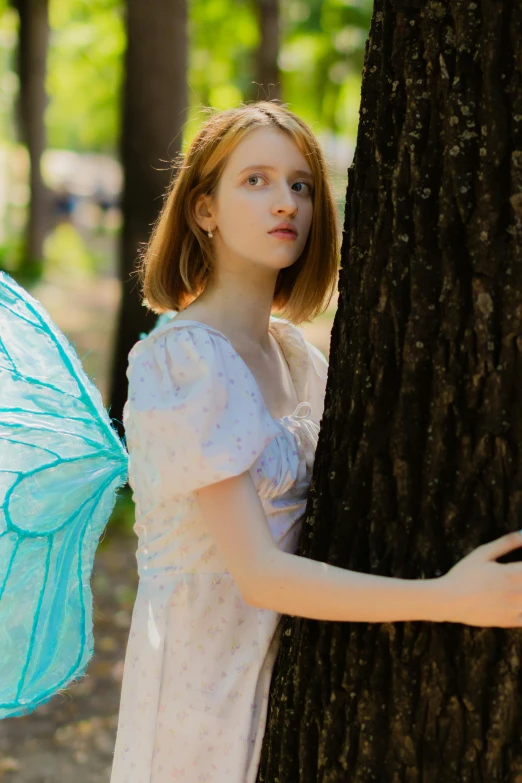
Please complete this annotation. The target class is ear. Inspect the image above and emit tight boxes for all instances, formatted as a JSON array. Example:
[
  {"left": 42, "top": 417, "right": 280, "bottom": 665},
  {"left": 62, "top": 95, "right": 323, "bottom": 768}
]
[{"left": 193, "top": 192, "right": 216, "bottom": 233}]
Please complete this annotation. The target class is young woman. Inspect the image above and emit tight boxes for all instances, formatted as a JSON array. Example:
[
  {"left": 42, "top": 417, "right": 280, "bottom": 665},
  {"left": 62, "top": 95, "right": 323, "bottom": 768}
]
[{"left": 110, "top": 101, "right": 522, "bottom": 782}]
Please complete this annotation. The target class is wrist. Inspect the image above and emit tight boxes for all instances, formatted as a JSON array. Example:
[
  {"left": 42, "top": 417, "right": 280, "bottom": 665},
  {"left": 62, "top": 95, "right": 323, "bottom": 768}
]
[{"left": 421, "top": 575, "right": 451, "bottom": 623}]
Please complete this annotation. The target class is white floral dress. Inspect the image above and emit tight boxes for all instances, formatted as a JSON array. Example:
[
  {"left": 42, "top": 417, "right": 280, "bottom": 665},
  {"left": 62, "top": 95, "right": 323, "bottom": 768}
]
[{"left": 110, "top": 314, "right": 328, "bottom": 783}]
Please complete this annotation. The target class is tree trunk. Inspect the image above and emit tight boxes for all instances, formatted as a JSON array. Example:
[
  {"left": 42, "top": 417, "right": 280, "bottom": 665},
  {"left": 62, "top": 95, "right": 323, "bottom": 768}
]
[
  {"left": 257, "top": 1, "right": 522, "bottom": 780},
  {"left": 248, "top": 0, "right": 281, "bottom": 102},
  {"left": 109, "top": 0, "right": 188, "bottom": 438},
  {"left": 14, "top": 0, "right": 50, "bottom": 277}
]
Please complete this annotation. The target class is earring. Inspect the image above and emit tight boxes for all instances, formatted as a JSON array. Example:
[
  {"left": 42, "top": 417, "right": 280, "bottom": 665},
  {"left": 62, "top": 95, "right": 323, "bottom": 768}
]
[{"left": 207, "top": 225, "right": 213, "bottom": 239}]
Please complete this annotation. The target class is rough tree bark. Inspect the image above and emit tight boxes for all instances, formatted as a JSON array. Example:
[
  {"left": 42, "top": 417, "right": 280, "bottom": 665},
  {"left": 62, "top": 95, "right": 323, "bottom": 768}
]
[
  {"left": 257, "top": 1, "right": 522, "bottom": 780},
  {"left": 109, "top": 0, "right": 188, "bottom": 437}
]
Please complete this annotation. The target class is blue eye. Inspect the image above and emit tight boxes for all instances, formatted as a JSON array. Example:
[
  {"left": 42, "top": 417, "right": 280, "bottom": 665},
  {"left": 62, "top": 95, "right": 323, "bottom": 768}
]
[
  {"left": 293, "top": 181, "right": 312, "bottom": 194},
  {"left": 245, "top": 175, "right": 313, "bottom": 193}
]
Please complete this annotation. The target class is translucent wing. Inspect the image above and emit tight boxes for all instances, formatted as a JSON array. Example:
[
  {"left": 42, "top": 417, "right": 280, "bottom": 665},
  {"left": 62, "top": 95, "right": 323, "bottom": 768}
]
[
  {"left": 138, "top": 309, "right": 176, "bottom": 340},
  {"left": 0, "top": 272, "right": 129, "bottom": 719}
]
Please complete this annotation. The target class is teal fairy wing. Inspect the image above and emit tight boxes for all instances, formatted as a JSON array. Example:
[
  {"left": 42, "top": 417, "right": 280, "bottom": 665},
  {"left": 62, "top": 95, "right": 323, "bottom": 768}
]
[
  {"left": 138, "top": 309, "right": 176, "bottom": 340},
  {"left": 0, "top": 272, "right": 129, "bottom": 719}
]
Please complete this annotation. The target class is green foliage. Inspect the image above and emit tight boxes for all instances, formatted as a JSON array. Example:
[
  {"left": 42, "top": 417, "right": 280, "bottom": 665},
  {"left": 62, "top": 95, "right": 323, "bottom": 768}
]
[
  {"left": 186, "top": 0, "right": 373, "bottom": 145},
  {"left": 0, "top": 233, "right": 24, "bottom": 273},
  {"left": 46, "top": 0, "right": 125, "bottom": 152},
  {"left": 188, "top": 0, "right": 258, "bottom": 110},
  {"left": 0, "top": 0, "right": 374, "bottom": 152},
  {"left": 0, "top": 6, "right": 18, "bottom": 141},
  {"left": 278, "top": 0, "right": 372, "bottom": 133},
  {"left": 104, "top": 483, "right": 136, "bottom": 540}
]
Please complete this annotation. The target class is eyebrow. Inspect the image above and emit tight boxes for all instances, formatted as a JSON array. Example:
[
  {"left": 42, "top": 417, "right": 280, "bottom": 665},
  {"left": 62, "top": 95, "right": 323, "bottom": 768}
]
[{"left": 238, "top": 164, "right": 314, "bottom": 180}]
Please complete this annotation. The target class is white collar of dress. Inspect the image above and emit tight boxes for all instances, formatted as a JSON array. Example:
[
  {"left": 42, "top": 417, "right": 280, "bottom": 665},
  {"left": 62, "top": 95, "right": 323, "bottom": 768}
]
[{"left": 142, "top": 311, "right": 312, "bottom": 406}]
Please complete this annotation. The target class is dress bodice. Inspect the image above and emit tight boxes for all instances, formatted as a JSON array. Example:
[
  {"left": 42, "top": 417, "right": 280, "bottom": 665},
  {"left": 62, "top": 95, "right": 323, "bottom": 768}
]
[{"left": 122, "top": 314, "right": 328, "bottom": 578}]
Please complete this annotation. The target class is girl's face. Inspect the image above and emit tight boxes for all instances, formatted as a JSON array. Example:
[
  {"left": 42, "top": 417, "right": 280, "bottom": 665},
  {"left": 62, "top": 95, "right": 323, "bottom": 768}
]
[{"left": 207, "top": 127, "right": 314, "bottom": 275}]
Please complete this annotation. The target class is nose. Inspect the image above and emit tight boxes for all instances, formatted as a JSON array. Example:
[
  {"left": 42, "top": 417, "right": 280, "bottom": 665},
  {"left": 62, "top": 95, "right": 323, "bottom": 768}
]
[{"left": 273, "top": 183, "right": 298, "bottom": 214}]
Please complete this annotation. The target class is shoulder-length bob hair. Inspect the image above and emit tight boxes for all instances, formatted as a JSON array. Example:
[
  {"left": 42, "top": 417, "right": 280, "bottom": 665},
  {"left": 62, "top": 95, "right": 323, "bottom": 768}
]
[{"left": 136, "top": 101, "right": 340, "bottom": 325}]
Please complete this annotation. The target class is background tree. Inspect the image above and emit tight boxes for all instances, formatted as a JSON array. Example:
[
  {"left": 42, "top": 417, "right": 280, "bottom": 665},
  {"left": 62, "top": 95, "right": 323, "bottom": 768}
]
[
  {"left": 247, "top": 0, "right": 281, "bottom": 102},
  {"left": 257, "top": 0, "right": 522, "bottom": 780},
  {"left": 11, "top": 0, "right": 50, "bottom": 278},
  {"left": 108, "top": 0, "right": 188, "bottom": 437},
  {"left": 0, "top": 0, "right": 375, "bottom": 280}
]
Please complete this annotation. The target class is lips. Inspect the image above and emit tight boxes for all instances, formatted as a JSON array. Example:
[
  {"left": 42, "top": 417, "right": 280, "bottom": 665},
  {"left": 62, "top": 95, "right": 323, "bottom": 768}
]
[
  {"left": 268, "top": 225, "right": 298, "bottom": 236},
  {"left": 269, "top": 229, "right": 298, "bottom": 241}
]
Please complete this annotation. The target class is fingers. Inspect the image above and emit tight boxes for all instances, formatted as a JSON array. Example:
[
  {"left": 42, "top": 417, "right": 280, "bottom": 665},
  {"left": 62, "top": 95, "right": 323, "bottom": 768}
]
[{"left": 480, "top": 531, "right": 522, "bottom": 561}]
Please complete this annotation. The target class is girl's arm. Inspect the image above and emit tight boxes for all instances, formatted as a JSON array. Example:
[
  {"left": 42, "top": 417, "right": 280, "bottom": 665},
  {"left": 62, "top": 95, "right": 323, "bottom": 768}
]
[{"left": 195, "top": 472, "right": 522, "bottom": 628}]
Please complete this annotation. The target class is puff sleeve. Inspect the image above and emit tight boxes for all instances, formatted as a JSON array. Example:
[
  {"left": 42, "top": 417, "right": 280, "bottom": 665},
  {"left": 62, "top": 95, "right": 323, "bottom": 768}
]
[{"left": 123, "top": 324, "right": 283, "bottom": 496}]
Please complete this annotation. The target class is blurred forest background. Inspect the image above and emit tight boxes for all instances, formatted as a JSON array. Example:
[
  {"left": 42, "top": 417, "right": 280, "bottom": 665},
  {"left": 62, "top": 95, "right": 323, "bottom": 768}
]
[
  {"left": 0, "top": 1, "right": 372, "bottom": 778},
  {"left": 0, "top": 0, "right": 372, "bottom": 531}
]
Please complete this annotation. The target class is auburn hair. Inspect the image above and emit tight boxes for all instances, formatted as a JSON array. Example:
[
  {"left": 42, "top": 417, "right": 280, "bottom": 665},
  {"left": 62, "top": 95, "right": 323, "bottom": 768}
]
[{"left": 135, "top": 100, "right": 340, "bottom": 325}]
